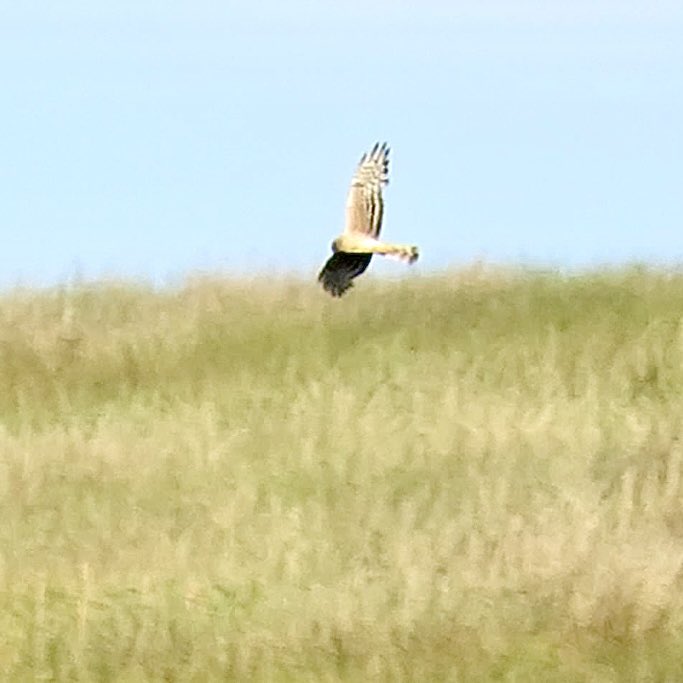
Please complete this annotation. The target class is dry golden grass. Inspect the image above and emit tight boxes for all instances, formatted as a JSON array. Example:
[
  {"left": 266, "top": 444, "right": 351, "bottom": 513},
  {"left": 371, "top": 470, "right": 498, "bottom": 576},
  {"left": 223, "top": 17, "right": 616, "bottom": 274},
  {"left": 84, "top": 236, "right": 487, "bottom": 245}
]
[{"left": 2, "top": 265, "right": 683, "bottom": 680}]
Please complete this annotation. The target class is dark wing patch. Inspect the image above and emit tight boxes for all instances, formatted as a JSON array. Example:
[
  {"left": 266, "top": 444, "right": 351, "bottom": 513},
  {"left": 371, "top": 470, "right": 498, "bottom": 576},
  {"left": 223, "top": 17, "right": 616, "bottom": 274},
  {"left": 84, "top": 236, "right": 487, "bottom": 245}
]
[{"left": 318, "top": 252, "right": 372, "bottom": 297}]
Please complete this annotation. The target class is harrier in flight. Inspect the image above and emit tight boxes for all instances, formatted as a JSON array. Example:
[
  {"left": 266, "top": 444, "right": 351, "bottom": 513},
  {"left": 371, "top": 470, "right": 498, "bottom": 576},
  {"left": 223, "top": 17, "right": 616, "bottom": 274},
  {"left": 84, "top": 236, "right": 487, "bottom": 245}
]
[{"left": 318, "top": 142, "right": 419, "bottom": 297}]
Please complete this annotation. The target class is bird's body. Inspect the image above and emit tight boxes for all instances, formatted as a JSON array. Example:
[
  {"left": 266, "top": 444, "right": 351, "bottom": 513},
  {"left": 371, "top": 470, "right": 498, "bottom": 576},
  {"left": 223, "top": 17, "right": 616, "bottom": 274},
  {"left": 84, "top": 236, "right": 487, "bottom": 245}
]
[{"left": 318, "top": 143, "right": 419, "bottom": 297}]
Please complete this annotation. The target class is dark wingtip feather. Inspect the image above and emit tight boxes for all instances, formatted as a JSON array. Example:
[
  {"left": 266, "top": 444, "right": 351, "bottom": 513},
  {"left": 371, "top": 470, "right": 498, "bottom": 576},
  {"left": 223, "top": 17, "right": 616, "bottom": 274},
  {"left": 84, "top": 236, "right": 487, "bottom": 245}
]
[
  {"left": 318, "top": 263, "right": 354, "bottom": 297},
  {"left": 318, "top": 252, "right": 373, "bottom": 298}
]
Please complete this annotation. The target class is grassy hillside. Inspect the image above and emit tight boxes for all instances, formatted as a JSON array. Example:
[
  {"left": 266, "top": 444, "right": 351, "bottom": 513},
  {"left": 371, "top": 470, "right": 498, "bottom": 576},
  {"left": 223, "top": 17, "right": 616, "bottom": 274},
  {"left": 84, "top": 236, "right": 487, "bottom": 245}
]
[{"left": 2, "top": 265, "right": 683, "bottom": 680}]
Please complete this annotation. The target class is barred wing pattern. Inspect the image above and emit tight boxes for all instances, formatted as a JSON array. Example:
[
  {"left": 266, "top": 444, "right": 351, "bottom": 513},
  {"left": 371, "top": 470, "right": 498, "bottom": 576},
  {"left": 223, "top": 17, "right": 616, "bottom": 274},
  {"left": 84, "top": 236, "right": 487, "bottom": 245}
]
[
  {"left": 319, "top": 142, "right": 417, "bottom": 297},
  {"left": 344, "top": 142, "right": 389, "bottom": 238}
]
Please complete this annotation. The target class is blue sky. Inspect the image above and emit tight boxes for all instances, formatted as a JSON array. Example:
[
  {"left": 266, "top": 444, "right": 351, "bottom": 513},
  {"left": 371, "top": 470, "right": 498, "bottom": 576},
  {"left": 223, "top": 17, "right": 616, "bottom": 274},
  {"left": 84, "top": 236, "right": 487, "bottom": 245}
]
[{"left": 2, "top": 1, "right": 682, "bottom": 287}]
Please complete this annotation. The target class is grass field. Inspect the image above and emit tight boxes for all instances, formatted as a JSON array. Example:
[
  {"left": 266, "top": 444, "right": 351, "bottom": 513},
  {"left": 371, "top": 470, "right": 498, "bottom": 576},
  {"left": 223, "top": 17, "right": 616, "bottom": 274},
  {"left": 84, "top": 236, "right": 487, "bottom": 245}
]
[{"left": 2, "top": 265, "right": 683, "bottom": 680}]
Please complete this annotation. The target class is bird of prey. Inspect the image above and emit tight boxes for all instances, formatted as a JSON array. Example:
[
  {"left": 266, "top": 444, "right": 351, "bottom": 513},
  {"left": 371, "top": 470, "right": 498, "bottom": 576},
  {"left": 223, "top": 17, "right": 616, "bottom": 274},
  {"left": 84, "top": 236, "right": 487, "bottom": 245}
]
[{"left": 318, "top": 142, "right": 419, "bottom": 297}]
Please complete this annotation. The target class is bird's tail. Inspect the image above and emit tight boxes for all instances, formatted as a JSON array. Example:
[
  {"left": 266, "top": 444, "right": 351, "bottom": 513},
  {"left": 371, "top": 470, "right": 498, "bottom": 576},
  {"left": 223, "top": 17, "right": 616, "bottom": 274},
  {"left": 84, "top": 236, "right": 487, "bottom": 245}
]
[{"left": 369, "top": 242, "right": 419, "bottom": 264}]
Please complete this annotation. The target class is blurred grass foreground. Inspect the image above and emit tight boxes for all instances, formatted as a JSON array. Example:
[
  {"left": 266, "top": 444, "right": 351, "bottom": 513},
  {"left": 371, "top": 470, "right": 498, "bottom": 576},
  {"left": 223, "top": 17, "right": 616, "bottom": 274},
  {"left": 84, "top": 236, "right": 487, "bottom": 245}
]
[{"left": 2, "top": 265, "right": 683, "bottom": 680}]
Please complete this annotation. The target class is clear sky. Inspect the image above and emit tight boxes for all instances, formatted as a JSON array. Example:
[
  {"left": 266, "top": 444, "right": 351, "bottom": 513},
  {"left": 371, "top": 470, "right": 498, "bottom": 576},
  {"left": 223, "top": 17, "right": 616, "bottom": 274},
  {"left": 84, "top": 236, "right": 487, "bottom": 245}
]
[{"left": 2, "top": 1, "right": 682, "bottom": 287}]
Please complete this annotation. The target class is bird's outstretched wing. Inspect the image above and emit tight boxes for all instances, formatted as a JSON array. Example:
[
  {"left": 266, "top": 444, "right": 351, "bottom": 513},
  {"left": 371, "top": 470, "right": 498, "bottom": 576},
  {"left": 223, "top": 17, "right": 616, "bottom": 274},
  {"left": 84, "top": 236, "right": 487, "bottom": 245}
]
[
  {"left": 318, "top": 252, "right": 373, "bottom": 297},
  {"left": 344, "top": 142, "right": 389, "bottom": 239}
]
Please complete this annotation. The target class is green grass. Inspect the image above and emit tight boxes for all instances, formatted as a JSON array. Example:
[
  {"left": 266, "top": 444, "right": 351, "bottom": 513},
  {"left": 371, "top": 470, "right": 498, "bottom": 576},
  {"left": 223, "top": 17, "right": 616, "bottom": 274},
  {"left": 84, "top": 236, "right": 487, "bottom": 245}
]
[{"left": 2, "top": 265, "right": 683, "bottom": 680}]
